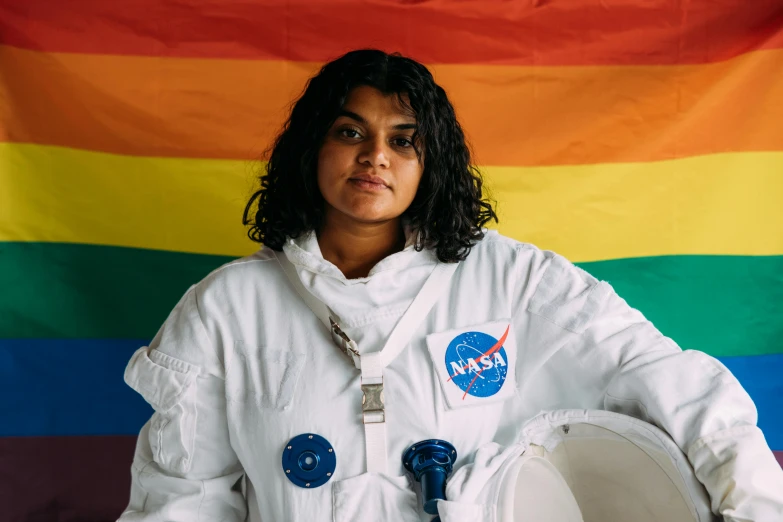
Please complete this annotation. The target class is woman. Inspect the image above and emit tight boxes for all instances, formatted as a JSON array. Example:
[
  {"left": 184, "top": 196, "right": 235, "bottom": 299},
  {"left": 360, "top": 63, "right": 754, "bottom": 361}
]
[{"left": 119, "top": 50, "right": 782, "bottom": 521}]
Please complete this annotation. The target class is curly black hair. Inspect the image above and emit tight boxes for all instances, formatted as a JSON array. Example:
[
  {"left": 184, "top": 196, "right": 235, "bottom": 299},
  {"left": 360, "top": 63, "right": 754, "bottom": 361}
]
[{"left": 243, "top": 49, "right": 497, "bottom": 263}]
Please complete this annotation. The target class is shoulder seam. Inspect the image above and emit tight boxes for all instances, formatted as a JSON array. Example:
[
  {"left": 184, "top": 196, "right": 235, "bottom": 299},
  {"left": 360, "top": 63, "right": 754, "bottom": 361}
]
[
  {"left": 205, "top": 254, "right": 274, "bottom": 277},
  {"left": 191, "top": 286, "right": 227, "bottom": 379}
]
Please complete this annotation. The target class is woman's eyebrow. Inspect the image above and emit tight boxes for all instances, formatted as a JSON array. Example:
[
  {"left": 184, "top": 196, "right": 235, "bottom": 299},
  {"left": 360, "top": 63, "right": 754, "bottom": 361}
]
[
  {"left": 338, "top": 109, "right": 367, "bottom": 124},
  {"left": 338, "top": 109, "right": 417, "bottom": 130}
]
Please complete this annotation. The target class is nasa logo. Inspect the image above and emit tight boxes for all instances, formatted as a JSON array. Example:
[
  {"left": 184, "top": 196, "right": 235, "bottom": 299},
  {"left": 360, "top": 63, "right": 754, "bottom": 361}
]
[{"left": 444, "top": 325, "right": 510, "bottom": 399}]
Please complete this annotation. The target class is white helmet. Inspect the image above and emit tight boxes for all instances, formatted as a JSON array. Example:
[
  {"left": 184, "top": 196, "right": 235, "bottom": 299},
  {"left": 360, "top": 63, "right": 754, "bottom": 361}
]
[{"left": 439, "top": 410, "right": 716, "bottom": 522}]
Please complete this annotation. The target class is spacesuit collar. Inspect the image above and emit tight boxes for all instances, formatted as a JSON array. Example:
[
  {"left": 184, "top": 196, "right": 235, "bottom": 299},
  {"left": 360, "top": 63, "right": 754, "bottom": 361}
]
[{"left": 282, "top": 222, "right": 434, "bottom": 283}]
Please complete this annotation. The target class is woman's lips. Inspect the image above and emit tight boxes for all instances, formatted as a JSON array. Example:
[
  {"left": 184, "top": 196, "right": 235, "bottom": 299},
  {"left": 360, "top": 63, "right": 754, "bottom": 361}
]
[
  {"left": 349, "top": 178, "right": 389, "bottom": 191},
  {"left": 348, "top": 173, "right": 389, "bottom": 191}
]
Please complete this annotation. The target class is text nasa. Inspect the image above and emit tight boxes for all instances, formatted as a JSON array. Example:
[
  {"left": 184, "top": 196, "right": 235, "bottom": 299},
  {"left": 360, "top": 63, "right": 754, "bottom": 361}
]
[{"left": 449, "top": 352, "right": 507, "bottom": 376}]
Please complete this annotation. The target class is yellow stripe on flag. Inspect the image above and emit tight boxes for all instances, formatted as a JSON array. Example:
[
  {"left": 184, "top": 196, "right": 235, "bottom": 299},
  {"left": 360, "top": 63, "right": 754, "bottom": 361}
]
[{"left": 2, "top": 143, "right": 782, "bottom": 262}]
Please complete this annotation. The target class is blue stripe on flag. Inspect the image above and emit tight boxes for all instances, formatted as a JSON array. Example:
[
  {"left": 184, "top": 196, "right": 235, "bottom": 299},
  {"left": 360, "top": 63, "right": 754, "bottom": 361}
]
[
  {"left": 717, "top": 353, "right": 783, "bottom": 449},
  {"left": 0, "top": 339, "right": 151, "bottom": 436},
  {"left": 1, "top": 340, "right": 781, "bottom": 449}
]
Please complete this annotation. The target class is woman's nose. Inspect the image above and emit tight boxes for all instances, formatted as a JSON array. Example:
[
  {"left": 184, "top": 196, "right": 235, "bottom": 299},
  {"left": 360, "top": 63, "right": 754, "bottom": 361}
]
[{"left": 358, "top": 137, "right": 391, "bottom": 168}]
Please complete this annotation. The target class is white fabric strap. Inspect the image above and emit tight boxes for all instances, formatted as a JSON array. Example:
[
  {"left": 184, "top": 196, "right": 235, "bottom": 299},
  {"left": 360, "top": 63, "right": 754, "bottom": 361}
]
[
  {"left": 364, "top": 422, "right": 389, "bottom": 473},
  {"left": 361, "top": 351, "right": 385, "bottom": 472},
  {"left": 275, "top": 251, "right": 456, "bottom": 369},
  {"left": 275, "top": 250, "right": 458, "bottom": 474},
  {"left": 377, "top": 262, "right": 457, "bottom": 367},
  {"left": 275, "top": 252, "right": 332, "bottom": 328},
  {"left": 276, "top": 253, "right": 362, "bottom": 366},
  {"left": 361, "top": 352, "right": 383, "bottom": 382}
]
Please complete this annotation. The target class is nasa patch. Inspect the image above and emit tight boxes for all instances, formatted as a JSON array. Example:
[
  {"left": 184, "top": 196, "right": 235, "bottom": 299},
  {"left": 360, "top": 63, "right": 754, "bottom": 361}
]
[{"left": 426, "top": 320, "right": 517, "bottom": 409}]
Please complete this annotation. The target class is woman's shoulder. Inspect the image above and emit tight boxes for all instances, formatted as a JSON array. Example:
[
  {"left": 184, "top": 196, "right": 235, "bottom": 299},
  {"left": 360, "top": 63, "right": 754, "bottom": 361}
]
[
  {"left": 472, "top": 231, "right": 610, "bottom": 328},
  {"left": 198, "top": 246, "right": 277, "bottom": 281},
  {"left": 187, "top": 246, "right": 283, "bottom": 304},
  {"left": 471, "top": 230, "right": 587, "bottom": 279},
  {"left": 473, "top": 229, "right": 538, "bottom": 255}
]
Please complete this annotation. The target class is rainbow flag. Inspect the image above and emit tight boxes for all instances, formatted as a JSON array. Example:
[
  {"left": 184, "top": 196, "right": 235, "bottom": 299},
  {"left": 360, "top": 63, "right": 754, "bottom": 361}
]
[{"left": 1, "top": 1, "right": 781, "bottom": 518}]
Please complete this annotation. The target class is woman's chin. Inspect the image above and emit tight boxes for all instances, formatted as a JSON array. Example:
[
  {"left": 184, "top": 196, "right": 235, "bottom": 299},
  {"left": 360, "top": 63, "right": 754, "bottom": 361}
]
[
  {"left": 323, "top": 199, "right": 405, "bottom": 226},
  {"left": 348, "top": 213, "right": 399, "bottom": 225},
  {"left": 338, "top": 208, "right": 401, "bottom": 225}
]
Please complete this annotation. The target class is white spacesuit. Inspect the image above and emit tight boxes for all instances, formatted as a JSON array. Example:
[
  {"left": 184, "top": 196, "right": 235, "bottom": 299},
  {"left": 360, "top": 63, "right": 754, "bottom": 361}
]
[{"left": 118, "top": 230, "right": 783, "bottom": 521}]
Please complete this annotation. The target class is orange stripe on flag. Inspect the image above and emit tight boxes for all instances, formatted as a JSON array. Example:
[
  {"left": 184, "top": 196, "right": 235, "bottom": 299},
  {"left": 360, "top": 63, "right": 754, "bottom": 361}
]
[{"left": 2, "top": 47, "right": 782, "bottom": 167}]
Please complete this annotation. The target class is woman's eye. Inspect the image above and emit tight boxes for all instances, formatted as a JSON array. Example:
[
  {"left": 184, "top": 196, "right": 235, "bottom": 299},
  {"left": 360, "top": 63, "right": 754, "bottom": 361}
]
[
  {"left": 339, "top": 129, "right": 361, "bottom": 139},
  {"left": 393, "top": 138, "right": 413, "bottom": 148}
]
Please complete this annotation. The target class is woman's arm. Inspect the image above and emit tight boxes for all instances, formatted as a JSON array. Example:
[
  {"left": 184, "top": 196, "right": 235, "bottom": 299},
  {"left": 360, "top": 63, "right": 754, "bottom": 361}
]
[
  {"left": 593, "top": 291, "right": 783, "bottom": 520},
  {"left": 118, "top": 288, "right": 247, "bottom": 521},
  {"left": 527, "top": 251, "right": 783, "bottom": 521}
]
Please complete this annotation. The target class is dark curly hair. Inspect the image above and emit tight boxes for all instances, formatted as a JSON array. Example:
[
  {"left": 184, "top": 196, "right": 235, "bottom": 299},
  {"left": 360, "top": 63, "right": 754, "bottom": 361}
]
[{"left": 243, "top": 49, "right": 497, "bottom": 263}]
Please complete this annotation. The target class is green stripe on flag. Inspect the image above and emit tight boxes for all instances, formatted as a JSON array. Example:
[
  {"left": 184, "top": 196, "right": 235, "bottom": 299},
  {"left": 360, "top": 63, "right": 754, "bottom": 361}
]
[
  {"left": 0, "top": 242, "right": 234, "bottom": 340},
  {"left": 1, "top": 242, "right": 781, "bottom": 357},
  {"left": 581, "top": 255, "right": 783, "bottom": 358}
]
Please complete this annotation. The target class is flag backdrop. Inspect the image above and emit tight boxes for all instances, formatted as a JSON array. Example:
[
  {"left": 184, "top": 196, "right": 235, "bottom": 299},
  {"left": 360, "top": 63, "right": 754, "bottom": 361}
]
[{"left": 1, "top": 1, "right": 782, "bottom": 519}]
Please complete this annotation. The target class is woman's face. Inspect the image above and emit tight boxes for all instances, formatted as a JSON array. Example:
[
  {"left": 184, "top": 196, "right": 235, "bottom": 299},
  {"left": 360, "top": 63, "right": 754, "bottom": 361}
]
[{"left": 317, "top": 85, "right": 424, "bottom": 227}]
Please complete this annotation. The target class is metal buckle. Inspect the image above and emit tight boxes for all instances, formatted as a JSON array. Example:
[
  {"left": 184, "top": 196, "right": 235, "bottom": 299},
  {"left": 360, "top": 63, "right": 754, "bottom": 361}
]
[
  {"left": 361, "top": 382, "right": 385, "bottom": 424},
  {"left": 330, "top": 318, "right": 361, "bottom": 360}
]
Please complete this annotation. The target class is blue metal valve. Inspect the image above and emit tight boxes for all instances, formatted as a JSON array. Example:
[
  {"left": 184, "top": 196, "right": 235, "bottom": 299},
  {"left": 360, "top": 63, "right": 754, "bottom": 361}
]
[{"left": 402, "top": 439, "right": 457, "bottom": 515}]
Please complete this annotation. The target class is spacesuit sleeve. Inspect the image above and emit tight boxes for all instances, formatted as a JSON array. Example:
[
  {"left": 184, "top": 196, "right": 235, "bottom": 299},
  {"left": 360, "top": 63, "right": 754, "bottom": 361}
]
[
  {"left": 117, "top": 287, "right": 247, "bottom": 521},
  {"left": 535, "top": 254, "right": 783, "bottom": 521}
]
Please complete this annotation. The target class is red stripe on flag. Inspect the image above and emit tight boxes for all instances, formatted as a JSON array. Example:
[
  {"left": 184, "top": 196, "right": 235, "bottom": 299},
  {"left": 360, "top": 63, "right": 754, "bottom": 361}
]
[{"left": 1, "top": 0, "right": 781, "bottom": 65}]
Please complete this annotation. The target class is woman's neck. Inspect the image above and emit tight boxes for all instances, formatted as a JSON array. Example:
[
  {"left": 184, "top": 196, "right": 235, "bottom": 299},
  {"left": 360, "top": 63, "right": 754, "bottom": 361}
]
[{"left": 317, "top": 215, "right": 406, "bottom": 279}]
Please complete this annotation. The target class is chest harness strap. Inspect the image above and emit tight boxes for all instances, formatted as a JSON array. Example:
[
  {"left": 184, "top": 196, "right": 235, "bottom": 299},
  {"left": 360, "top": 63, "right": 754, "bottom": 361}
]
[{"left": 275, "top": 251, "right": 457, "bottom": 473}]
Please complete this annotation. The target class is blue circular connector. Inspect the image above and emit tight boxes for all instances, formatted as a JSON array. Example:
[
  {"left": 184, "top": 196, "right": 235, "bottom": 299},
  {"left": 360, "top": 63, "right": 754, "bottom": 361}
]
[
  {"left": 402, "top": 439, "right": 457, "bottom": 514},
  {"left": 282, "top": 433, "right": 336, "bottom": 488}
]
